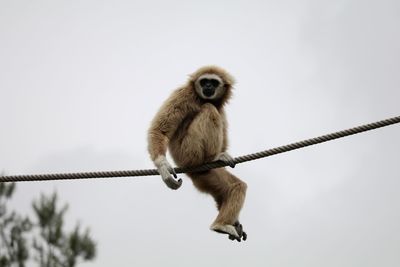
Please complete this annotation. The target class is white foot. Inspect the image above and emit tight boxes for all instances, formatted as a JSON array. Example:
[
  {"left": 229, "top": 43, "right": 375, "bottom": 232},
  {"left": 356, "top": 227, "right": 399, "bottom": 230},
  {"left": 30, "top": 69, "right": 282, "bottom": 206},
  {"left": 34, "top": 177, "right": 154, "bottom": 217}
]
[{"left": 210, "top": 223, "right": 239, "bottom": 238}]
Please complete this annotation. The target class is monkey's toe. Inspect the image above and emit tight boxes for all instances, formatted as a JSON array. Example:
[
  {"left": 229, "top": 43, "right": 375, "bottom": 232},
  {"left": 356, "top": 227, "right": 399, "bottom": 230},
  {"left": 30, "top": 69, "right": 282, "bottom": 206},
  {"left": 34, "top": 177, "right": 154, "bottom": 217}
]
[
  {"left": 232, "top": 221, "right": 247, "bottom": 242},
  {"left": 215, "top": 152, "right": 236, "bottom": 168},
  {"left": 242, "top": 231, "right": 247, "bottom": 241}
]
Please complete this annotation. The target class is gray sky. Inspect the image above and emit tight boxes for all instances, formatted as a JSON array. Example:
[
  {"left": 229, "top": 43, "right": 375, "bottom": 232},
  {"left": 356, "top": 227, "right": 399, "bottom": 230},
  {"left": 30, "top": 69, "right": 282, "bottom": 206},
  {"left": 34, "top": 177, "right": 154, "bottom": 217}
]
[{"left": 1, "top": 0, "right": 400, "bottom": 266}]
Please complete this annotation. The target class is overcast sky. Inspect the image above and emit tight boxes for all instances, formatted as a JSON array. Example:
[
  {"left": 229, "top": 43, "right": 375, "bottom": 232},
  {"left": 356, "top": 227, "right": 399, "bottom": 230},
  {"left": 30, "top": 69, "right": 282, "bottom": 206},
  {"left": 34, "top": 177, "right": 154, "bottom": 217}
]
[{"left": 1, "top": 0, "right": 399, "bottom": 266}]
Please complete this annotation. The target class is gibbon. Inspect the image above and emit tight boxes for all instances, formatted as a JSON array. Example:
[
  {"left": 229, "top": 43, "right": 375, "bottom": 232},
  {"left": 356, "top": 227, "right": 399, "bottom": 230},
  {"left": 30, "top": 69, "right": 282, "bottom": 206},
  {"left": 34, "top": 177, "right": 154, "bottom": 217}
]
[{"left": 148, "top": 66, "right": 247, "bottom": 242}]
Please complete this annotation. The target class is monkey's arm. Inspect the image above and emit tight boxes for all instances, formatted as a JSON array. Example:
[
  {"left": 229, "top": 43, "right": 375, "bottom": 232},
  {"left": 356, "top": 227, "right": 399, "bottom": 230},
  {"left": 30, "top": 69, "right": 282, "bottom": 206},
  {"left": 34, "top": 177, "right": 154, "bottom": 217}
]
[
  {"left": 148, "top": 95, "right": 186, "bottom": 189},
  {"left": 215, "top": 111, "right": 236, "bottom": 168}
]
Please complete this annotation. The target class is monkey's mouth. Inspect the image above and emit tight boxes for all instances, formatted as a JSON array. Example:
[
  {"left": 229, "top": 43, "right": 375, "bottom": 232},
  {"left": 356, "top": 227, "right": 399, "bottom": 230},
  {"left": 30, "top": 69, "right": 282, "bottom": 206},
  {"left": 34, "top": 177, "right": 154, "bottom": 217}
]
[{"left": 203, "top": 88, "right": 215, "bottom": 97}]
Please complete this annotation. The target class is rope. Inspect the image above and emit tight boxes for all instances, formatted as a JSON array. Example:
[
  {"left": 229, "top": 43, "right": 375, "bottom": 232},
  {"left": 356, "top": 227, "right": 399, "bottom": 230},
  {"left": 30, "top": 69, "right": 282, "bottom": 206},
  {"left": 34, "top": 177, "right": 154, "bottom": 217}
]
[{"left": 1, "top": 115, "right": 399, "bottom": 183}]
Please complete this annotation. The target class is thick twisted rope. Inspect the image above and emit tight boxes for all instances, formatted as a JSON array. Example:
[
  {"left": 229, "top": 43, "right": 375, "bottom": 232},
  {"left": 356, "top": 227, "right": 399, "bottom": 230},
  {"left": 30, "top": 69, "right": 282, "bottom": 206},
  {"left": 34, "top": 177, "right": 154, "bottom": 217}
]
[{"left": 1, "top": 115, "right": 399, "bottom": 183}]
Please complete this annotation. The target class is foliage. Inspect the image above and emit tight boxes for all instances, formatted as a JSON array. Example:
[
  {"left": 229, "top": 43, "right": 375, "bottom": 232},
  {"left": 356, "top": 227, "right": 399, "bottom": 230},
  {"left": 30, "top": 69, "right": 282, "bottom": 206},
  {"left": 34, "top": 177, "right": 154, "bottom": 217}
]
[
  {"left": 0, "top": 182, "right": 96, "bottom": 267},
  {"left": 0, "top": 183, "right": 31, "bottom": 267}
]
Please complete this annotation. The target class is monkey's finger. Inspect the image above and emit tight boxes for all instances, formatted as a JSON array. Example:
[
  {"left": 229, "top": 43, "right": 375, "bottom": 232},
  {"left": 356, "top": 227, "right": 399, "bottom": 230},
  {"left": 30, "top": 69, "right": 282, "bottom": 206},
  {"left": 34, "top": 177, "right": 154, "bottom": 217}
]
[
  {"left": 160, "top": 167, "right": 182, "bottom": 190},
  {"left": 174, "top": 178, "right": 183, "bottom": 187},
  {"left": 164, "top": 176, "right": 183, "bottom": 190},
  {"left": 163, "top": 161, "right": 177, "bottom": 178},
  {"left": 168, "top": 166, "right": 178, "bottom": 178}
]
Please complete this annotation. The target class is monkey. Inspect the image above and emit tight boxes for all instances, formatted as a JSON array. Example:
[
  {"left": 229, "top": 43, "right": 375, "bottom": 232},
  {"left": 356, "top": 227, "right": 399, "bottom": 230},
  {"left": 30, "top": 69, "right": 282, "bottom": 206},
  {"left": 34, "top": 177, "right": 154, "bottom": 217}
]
[{"left": 148, "top": 66, "right": 247, "bottom": 242}]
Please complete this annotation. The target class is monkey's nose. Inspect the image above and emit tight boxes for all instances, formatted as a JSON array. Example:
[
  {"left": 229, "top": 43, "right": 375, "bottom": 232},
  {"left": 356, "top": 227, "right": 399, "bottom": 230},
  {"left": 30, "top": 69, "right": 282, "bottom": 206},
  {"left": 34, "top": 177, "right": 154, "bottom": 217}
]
[{"left": 203, "top": 88, "right": 215, "bottom": 97}]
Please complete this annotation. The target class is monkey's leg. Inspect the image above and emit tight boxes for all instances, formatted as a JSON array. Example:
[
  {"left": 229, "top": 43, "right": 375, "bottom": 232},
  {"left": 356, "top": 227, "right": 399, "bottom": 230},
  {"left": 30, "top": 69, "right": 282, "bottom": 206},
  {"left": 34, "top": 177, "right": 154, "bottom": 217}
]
[
  {"left": 175, "top": 103, "right": 223, "bottom": 166},
  {"left": 189, "top": 169, "right": 247, "bottom": 241},
  {"left": 210, "top": 169, "right": 247, "bottom": 241}
]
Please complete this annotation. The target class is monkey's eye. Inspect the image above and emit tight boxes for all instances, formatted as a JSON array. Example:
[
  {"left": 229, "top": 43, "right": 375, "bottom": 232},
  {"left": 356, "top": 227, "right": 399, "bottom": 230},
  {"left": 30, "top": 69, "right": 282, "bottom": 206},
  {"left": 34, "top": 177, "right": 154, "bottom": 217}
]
[
  {"left": 199, "top": 79, "right": 209, "bottom": 87},
  {"left": 199, "top": 78, "right": 220, "bottom": 88},
  {"left": 210, "top": 79, "right": 220, "bottom": 87}
]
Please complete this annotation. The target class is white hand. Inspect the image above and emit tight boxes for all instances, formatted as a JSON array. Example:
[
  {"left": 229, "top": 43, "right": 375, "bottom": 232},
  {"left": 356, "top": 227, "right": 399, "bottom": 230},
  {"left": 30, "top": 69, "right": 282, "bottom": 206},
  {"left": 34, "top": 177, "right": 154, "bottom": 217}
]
[{"left": 154, "top": 156, "right": 182, "bottom": 190}]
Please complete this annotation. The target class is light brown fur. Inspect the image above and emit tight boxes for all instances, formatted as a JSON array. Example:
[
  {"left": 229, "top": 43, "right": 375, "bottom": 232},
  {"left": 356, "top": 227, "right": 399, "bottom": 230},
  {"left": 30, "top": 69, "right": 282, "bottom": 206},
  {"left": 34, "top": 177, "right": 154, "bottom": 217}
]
[{"left": 148, "top": 66, "right": 247, "bottom": 235}]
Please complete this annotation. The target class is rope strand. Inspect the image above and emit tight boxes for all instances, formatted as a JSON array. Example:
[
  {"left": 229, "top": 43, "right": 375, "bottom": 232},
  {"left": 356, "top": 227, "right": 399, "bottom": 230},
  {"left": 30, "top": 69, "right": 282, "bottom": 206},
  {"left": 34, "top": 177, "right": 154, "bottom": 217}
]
[{"left": 1, "top": 115, "right": 399, "bottom": 182}]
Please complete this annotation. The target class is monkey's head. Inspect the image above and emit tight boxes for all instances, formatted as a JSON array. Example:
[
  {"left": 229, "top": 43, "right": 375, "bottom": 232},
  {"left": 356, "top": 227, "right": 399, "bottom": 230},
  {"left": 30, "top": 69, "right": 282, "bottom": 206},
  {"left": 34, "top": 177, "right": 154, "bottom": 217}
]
[{"left": 190, "top": 66, "right": 235, "bottom": 105}]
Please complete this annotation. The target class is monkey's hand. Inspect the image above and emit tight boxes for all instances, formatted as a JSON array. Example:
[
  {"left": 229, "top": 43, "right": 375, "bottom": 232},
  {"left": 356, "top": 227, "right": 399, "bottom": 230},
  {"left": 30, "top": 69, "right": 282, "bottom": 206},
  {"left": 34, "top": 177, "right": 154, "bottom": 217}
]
[
  {"left": 215, "top": 152, "right": 236, "bottom": 168},
  {"left": 154, "top": 156, "right": 182, "bottom": 190}
]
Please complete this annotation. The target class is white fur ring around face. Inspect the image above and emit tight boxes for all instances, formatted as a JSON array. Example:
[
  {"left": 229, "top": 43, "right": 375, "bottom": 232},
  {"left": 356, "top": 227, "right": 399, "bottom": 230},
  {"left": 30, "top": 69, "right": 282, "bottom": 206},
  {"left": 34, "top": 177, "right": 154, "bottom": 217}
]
[{"left": 155, "top": 156, "right": 182, "bottom": 190}]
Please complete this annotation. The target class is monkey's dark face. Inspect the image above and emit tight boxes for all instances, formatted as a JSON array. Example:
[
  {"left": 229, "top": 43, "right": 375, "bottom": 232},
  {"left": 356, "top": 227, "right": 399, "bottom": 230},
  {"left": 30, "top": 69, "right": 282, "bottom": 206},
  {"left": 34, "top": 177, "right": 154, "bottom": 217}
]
[{"left": 195, "top": 73, "right": 226, "bottom": 100}]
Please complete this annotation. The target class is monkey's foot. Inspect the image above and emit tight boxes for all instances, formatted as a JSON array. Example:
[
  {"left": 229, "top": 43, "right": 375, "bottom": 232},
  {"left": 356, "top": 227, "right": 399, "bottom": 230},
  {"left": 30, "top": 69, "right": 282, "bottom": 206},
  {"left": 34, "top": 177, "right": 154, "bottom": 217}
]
[
  {"left": 215, "top": 152, "right": 236, "bottom": 168},
  {"left": 231, "top": 222, "right": 247, "bottom": 242},
  {"left": 210, "top": 222, "right": 247, "bottom": 242}
]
